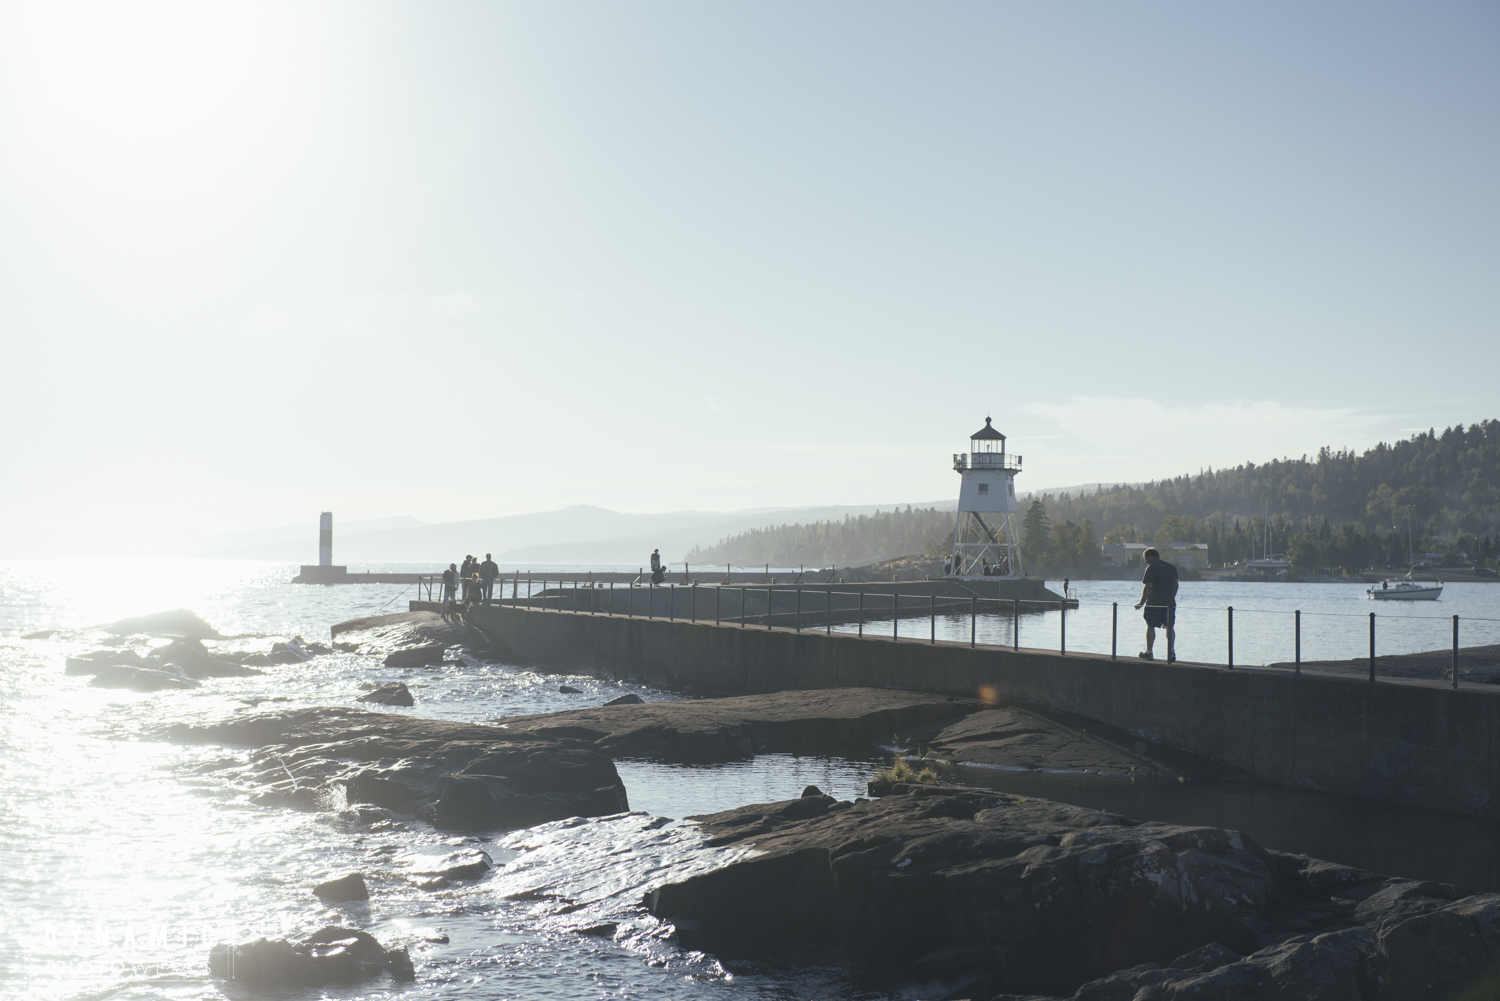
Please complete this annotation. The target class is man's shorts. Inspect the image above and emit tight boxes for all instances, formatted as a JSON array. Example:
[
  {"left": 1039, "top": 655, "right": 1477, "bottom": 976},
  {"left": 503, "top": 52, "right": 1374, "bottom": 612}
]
[{"left": 1143, "top": 605, "right": 1176, "bottom": 629}]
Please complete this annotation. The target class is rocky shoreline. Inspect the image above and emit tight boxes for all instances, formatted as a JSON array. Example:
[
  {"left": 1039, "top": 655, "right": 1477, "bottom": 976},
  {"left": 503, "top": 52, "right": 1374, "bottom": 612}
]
[{"left": 649, "top": 783, "right": 1498, "bottom": 1000}]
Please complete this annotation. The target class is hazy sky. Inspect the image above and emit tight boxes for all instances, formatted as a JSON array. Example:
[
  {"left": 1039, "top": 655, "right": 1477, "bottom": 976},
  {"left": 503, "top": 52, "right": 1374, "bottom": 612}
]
[{"left": 2, "top": 1, "right": 1496, "bottom": 540}]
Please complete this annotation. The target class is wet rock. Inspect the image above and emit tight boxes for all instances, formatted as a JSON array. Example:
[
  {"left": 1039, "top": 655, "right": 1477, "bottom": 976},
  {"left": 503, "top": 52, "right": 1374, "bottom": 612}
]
[
  {"left": 603, "top": 693, "right": 644, "bottom": 706},
  {"left": 575, "top": 923, "right": 617, "bottom": 937},
  {"left": 357, "top": 682, "right": 414, "bottom": 707},
  {"left": 385, "top": 945, "right": 415, "bottom": 981},
  {"left": 150, "top": 638, "right": 265, "bottom": 678},
  {"left": 413, "top": 849, "right": 492, "bottom": 888},
  {"left": 22, "top": 629, "right": 56, "bottom": 640},
  {"left": 268, "top": 638, "right": 315, "bottom": 664},
  {"left": 207, "top": 925, "right": 393, "bottom": 986},
  {"left": 497, "top": 688, "right": 974, "bottom": 764},
  {"left": 104, "top": 608, "right": 220, "bottom": 639},
  {"left": 313, "top": 872, "right": 369, "bottom": 903},
  {"left": 559, "top": 685, "right": 583, "bottom": 694},
  {"left": 647, "top": 784, "right": 1500, "bottom": 998},
  {"left": 384, "top": 644, "right": 445, "bottom": 668},
  {"left": 801, "top": 785, "right": 824, "bottom": 798},
  {"left": 169, "top": 708, "right": 629, "bottom": 832},
  {"left": 66, "top": 649, "right": 150, "bottom": 675},
  {"left": 90, "top": 664, "right": 200, "bottom": 692},
  {"left": 330, "top": 611, "right": 487, "bottom": 657}
]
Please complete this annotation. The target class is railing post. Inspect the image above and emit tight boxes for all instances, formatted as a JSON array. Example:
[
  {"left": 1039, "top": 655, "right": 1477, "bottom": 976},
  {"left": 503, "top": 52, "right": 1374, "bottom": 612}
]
[
  {"left": 627, "top": 583, "right": 633, "bottom": 618},
  {"left": 796, "top": 589, "right": 801, "bottom": 632},
  {"left": 930, "top": 595, "right": 936, "bottom": 644},
  {"left": 893, "top": 594, "right": 899, "bottom": 643},
  {"left": 1013, "top": 599, "right": 1019, "bottom": 651},
  {"left": 858, "top": 593, "right": 864, "bottom": 637},
  {"left": 826, "top": 590, "right": 832, "bottom": 635},
  {"left": 1060, "top": 598, "right": 1066, "bottom": 655},
  {"left": 648, "top": 586, "right": 654, "bottom": 619},
  {"left": 767, "top": 588, "right": 773, "bottom": 630},
  {"left": 608, "top": 581, "right": 614, "bottom": 616},
  {"left": 970, "top": 597, "right": 976, "bottom": 647},
  {"left": 1369, "top": 612, "right": 1376, "bottom": 682},
  {"left": 1111, "top": 602, "right": 1117, "bottom": 661},
  {"left": 691, "top": 582, "right": 697, "bottom": 623},
  {"left": 1227, "top": 606, "right": 1234, "bottom": 668},
  {"left": 1294, "top": 610, "right": 1301, "bottom": 673},
  {"left": 1454, "top": 615, "right": 1460, "bottom": 689},
  {"left": 668, "top": 585, "right": 674, "bottom": 621},
  {"left": 715, "top": 584, "right": 721, "bottom": 624},
  {"left": 740, "top": 587, "right": 746, "bottom": 629}
]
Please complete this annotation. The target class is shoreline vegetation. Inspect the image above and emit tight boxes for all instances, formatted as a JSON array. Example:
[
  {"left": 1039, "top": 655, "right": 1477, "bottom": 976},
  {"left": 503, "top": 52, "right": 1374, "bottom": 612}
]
[{"left": 687, "top": 423, "right": 1500, "bottom": 578}]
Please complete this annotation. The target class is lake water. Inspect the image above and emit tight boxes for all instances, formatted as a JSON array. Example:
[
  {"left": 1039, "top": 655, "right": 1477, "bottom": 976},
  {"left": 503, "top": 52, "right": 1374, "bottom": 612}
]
[{"left": 3, "top": 560, "right": 1498, "bottom": 1000}]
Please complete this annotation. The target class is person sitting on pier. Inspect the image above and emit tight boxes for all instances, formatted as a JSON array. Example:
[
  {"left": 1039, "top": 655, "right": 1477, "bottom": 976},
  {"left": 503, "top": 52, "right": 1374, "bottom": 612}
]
[
  {"left": 480, "top": 553, "right": 499, "bottom": 606},
  {"left": 650, "top": 548, "right": 666, "bottom": 585},
  {"left": 441, "top": 563, "right": 459, "bottom": 621},
  {"left": 465, "top": 572, "right": 483, "bottom": 611},
  {"left": 1133, "top": 548, "right": 1179, "bottom": 662}
]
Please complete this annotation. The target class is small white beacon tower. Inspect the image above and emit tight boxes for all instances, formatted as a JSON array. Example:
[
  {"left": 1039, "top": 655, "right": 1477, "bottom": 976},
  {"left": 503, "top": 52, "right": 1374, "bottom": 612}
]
[
  {"left": 319, "top": 512, "right": 333, "bottom": 567},
  {"left": 951, "top": 417, "right": 1023, "bottom": 577}
]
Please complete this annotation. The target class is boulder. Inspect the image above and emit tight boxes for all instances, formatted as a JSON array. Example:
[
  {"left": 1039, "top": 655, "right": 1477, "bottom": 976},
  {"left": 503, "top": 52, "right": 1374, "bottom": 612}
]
[
  {"left": 208, "top": 925, "right": 401, "bottom": 986},
  {"left": 412, "top": 849, "right": 492, "bottom": 889},
  {"left": 268, "top": 638, "right": 314, "bottom": 664},
  {"left": 66, "top": 649, "right": 150, "bottom": 675},
  {"left": 384, "top": 644, "right": 445, "bottom": 668},
  {"left": 169, "top": 708, "right": 629, "bottom": 832},
  {"left": 103, "top": 609, "right": 220, "bottom": 639},
  {"left": 22, "top": 629, "right": 57, "bottom": 640},
  {"left": 90, "top": 664, "right": 200, "bottom": 692},
  {"left": 602, "top": 693, "right": 645, "bottom": 706},
  {"left": 150, "top": 638, "right": 265, "bottom": 678},
  {"left": 559, "top": 685, "right": 583, "bottom": 694},
  {"left": 330, "top": 611, "right": 487, "bottom": 657},
  {"left": 313, "top": 872, "right": 369, "bottom": 903},
  {"left": 357, "top": 682, "right": 415, "bottom": 707},
  {"left": 646, "top": 784, "right": 1500, "bottom": 998}
]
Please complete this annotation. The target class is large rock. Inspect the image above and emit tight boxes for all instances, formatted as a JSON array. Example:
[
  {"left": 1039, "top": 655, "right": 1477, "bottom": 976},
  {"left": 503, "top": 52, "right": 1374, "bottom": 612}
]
[
  {"left": 150, "top": 638, "right": 265, "bottom": 678},
  {"left": 313, "top": 872, "right": 369, "bottom": 903},
  {"left": 646, "top": 784, "right": 1500, "bottom": 999},
  {"left": 102, "top": 609, "right": 220, "bottom": 638},
  {"left": 168, "top": 708, "right": 629, "bottom": 831},
  {"left": 357, "top": 682, "right": 414, "bottom": 707},
  {"left": 330, "top": 611, "right": 487, "bottom": 658},
  {"left": 90, "top": 663, "right": 200, "bottom": 692},
  {"left": 383, "top": 644, "right": 445, "bottom": 668},
  {"left": 496, "top": 687, "right": 976, "bottom": 763},
  {"left": 208, "top": 925, "right": 404, "bottom": 986}
]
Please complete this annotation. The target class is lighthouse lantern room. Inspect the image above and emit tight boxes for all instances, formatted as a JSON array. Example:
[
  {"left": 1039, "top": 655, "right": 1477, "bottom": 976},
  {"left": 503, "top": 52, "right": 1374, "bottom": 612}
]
[{"left": 951, "top": 417, "right": 1023, "bottom": 577}]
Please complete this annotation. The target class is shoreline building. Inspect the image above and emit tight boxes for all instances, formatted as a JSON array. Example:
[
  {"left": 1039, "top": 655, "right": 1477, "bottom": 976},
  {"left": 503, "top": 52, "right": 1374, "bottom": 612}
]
[{"left": 951, "top": 417, "right": 1024, "bottom": 578}]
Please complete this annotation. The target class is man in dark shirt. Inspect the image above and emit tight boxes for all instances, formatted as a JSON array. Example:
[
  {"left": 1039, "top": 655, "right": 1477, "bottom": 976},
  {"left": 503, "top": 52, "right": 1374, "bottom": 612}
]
[
  {"left": 441, "top": 563, "right": 459, "bottom": 621},
  {"left": 1133, "top": 547, "right": 1179, "bottom": 661},
  {"left": 479, "top": 553, "right": 500, "bottom": 605}
]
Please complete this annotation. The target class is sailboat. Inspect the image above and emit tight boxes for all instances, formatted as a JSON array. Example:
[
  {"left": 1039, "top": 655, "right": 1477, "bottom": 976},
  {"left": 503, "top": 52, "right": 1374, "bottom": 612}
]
[
  {"left": 1368, "top": 510, "right": 1442, "bottom": 600},
  {"left": 1245, "top": 504, "right": 1290, "bottom": 571}
]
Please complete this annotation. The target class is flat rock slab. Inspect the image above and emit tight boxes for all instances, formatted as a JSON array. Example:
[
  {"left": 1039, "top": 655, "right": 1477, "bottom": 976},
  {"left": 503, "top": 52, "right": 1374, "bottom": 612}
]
[
  {"left": 168, "top": 708, "right": 628, "bottom": 831},
  {"left": 924, "top": 704, "right": 1249, "bottom": 781},
  {"left": 330, "top": 611, "right": 489, "bottom": 657},
  {"left": 101, "top": 608, "right": 221, "bottom": 639},
  {"left": 1272, "top": 643, "right": 1500, "bottom": 683},
  {"left": 649, "top": 784, "right": 1499, "bottom": 999},
  {"left": 495, "top": 688, "right": 975, "bottom": 763}
]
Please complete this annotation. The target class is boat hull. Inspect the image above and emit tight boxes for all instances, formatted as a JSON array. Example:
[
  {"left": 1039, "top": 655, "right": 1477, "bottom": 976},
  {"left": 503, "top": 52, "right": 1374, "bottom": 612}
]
[{"left": 1368, "top": 587, "right": 1443, "bottom": 601}]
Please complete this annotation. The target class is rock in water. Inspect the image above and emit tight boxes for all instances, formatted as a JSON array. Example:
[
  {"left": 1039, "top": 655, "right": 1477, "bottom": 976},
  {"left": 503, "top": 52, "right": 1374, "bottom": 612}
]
[
  {"left": 647, "top": 784, "right": 1500, "bottom": 998},
  {"left": 149, "top": 638, "right": 265, "bottom": 678},
  {"left": 209, "top": 926, "right": 393, "bottom": 986},
  {"left": 103, "top": 609, "right": 220, "bottom": 639},
  {"left": 313, "top": 872, "right": 369, "bottom": 903},
  {"left": 90, "top": 664, "right": 200, "bottom": 692},
  {"left": 383, "top": 644, "right": 445, "bottom": 668},
  {"left": 558, "top": 685, "right": 583, "bottom": 694},
  {"left": 330, "top": 611, "right": 487, "bottom": 656},
  {"left": 412, "top": 849, "right": 492, "bottom": 889},
  {"left": 602, "top": 693, "right": 645, "bottom": 706},
  {"left": 170, "top": 708, "right": 629, "bottom": 830},
  {"left": 385, "top": 946, "right": 415, "bottom": 981},
  {"left": 22, "top": 629, "right": 56, "bottom": 640},
  {"left": 357, "top": 682, "right": 414, "bottom": 707}
]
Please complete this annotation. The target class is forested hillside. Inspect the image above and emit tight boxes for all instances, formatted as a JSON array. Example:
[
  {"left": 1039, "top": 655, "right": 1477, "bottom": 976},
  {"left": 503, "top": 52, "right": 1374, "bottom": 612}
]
[
  {"left": 685, "top": 506, "right": 955, "bottom": 568},
  {"left": 683, "top": 422, "right": 1500, "bottom": 574}
]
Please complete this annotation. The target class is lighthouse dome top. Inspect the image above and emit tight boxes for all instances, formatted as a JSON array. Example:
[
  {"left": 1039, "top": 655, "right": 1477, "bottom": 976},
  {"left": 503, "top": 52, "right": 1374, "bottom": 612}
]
[{"left": 970, "top": 417, "right": 1005, "bottom": 442}]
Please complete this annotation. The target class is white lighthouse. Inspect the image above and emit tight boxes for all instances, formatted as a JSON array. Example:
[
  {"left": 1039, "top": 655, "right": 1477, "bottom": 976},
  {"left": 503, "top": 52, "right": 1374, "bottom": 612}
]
[
  {"left": 951, "top": 417, "right": 1023, "bottom": 577},
  {"left": 318, "top": 512, "right": 333, "bottom": 566}
]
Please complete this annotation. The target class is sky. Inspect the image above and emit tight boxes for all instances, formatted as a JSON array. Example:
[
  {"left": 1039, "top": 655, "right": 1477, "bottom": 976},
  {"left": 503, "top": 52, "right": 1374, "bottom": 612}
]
[{"left": 1, "top": 1, "right": 1496, "bottom": 543}]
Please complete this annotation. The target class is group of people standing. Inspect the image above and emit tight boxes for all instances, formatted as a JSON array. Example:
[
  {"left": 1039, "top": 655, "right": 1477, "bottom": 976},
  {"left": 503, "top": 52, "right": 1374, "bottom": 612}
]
[
  {"left": 439, "top": 552, "right": 499, "bottom": 619},
  {"left": 942, "top": 553, "right": 1010, "bottom": 577}
]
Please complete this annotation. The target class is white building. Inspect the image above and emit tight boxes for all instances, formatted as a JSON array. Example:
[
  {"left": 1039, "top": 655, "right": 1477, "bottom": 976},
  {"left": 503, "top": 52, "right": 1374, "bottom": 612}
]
[{"left": 951, "top": 417, "right": 1023, "bottom": 577}]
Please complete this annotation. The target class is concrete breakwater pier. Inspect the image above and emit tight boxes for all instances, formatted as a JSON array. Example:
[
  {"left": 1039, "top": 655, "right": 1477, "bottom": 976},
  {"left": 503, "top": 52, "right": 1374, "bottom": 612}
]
[{"left": 420, "top": 595, "right": 1500, "bottom": 822}]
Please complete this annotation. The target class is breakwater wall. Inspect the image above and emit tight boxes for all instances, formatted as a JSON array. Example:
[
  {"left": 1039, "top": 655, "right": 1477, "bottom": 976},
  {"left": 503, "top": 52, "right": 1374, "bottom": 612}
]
[{"left": 432, "top": 601, "right": 1500, "bottom": 820}]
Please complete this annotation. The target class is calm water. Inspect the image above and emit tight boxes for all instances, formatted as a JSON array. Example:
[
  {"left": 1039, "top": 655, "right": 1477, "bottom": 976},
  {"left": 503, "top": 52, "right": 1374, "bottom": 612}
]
[
  {"left": 4, "top": 561, "right": 1499, "bottom": 1001},
  {"left": 834, "top": 579, "right": 1500, "bottom": 669}
]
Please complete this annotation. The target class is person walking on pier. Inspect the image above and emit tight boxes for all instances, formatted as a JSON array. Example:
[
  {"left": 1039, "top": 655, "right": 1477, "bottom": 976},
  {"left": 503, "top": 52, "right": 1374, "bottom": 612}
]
[
  {"left": 1133, "top": 548, "right": 1178, "bottom": 662},
  {"left": 441, "top": 563, "right": 459, "bottom": 620},
  {"left": 479, "top": 553, "right": 499, "bottom": 605},
  {"left": 943, "top": 555, "right": 952, "bottom": 576}
]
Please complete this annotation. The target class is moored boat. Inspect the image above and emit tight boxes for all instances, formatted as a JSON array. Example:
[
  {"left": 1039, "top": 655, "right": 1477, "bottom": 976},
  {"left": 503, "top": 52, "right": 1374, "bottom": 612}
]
[{"left": 1367, "top": 578, "right": 1443, "bottom": 601}]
